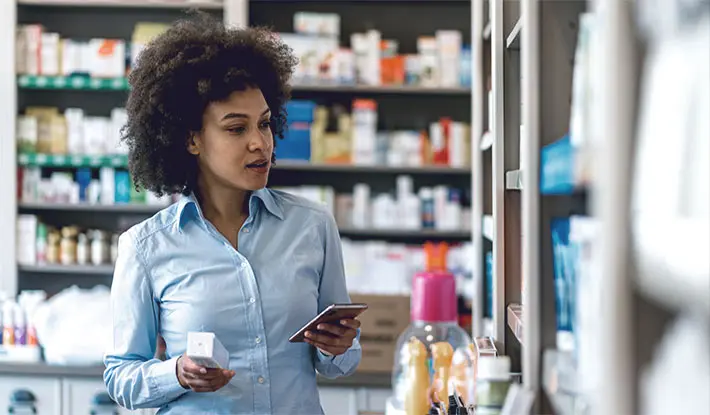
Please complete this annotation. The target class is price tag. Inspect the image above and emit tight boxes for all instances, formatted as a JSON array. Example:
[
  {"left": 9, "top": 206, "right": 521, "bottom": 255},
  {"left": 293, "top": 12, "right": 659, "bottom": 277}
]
[
  {"left": 36, "top": 154, "right": 48, "bottom": 165},
  {"left": 54, "top": 77, "right": 67, "bottom": 88},
  {"left": 90, "top": 78, "right": 101, "bottom": 89},
  {"left": 18, "top": 76, "right": 30, "bottom": 87},
  {"left": 112, "top": 78, "right": 125, "bottom": 89},
  {"left": 71, "top": 77, "right": 85, "bottom": 89},
  {"left": 36, "top": 76, "right": 48, "bottom": 88},
  {"left": 90, "top": 156, "right": 102, "bottom": 166},
  {"left": 71, "top": 155, "right": 84, "bottom": 166},
  {"left": 53, "top": 155, "right": 66, "bottom": 166}
]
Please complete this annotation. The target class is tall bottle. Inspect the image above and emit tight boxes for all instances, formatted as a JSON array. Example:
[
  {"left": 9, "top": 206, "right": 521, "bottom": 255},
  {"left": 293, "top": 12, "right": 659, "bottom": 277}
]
[{"left": 391, "top": 242, "right": 472, "bottom": 411}]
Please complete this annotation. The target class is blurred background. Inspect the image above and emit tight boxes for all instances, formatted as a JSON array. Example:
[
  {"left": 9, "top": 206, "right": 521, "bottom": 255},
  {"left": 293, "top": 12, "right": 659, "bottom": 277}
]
[{"left": 0, "top": 0, "right": 708, "bottom": 414}]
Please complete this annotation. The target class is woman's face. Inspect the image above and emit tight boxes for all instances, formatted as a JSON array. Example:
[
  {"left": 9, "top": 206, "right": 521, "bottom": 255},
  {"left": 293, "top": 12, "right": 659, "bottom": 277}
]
[{"left": 189, "top": 87, "right": 274, "bottom": 192}]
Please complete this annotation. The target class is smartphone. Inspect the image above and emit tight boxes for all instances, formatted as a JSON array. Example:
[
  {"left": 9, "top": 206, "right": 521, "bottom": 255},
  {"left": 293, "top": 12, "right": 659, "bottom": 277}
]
[{"left": 288, "top": 303, "right": 368, "bottom": 343}]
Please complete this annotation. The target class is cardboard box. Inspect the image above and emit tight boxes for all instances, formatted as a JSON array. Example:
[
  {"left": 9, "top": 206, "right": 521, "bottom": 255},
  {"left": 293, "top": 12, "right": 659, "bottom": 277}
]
[{"left": 350, "top": 294, "right": 410, "bottom": 373}]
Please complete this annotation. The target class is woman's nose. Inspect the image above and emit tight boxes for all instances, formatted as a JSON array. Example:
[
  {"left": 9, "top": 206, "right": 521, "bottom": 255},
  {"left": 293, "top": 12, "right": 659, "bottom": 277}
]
[{"left": 248, "top": 130, "right": 268, "bottom": 152}]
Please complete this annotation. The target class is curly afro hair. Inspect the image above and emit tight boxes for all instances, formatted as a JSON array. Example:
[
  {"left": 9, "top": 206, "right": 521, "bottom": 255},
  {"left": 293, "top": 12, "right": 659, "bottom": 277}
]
[{"left": 122, "top": 14, "right": 297, "bottom": 196}]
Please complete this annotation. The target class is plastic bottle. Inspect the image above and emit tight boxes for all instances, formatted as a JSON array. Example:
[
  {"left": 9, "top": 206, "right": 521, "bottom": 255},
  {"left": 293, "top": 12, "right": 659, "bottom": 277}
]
[
  {"left": 36, "top": 223, "right": 47, "bottom": 263},
  {"left": 391, "top": 243, "right": 472, "bottom": 411},
  {"left": 14, "top": 303, "right": 26, "bottom": 346},
  {"left": 2, "top": 300, "right": 16, "bottom": 346},
  {"left": 419, "top": 187, "right": 435, "bottom": 229},
  {"left": 77, "top": 233, "right": 90, "bottom": 265}
]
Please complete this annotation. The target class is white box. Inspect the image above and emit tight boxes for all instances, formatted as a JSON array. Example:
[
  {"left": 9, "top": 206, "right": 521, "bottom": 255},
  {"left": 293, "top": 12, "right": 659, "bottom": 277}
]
[
  {"left": 40, "top": 33, "right": 60, "bottom": 76},
  {"left": 186, "top": 332, "right": 229, "bottom": 369}
]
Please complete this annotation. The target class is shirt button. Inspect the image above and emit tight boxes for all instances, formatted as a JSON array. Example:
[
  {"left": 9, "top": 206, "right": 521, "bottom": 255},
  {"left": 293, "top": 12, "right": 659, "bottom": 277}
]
[
  {"left": 255, "top": 336, "right": 262, "bottom": 344},
  {"left": 242, "top": 228, "right": 250, "bottom": 233},
  {"left": 249, "top": 297, "right": 256, "bottom": 304},
  {"left": 257, "top": 376, "right": 265, "bottom": 384},
  {"left": 240, "top": 262, "right": 247, "bottom": 269}
]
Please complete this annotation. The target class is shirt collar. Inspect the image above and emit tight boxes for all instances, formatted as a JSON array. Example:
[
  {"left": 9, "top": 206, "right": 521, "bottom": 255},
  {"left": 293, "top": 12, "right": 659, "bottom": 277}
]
[{"left": 176, "top": 188, "right": 284, "bottom": 231}]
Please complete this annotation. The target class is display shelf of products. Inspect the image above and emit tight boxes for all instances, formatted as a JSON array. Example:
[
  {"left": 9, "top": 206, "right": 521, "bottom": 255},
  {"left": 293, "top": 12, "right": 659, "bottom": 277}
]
[
  {"left": 18, "top": 202, "right": 164, "bottom": 213},
  {"left": 18, "top": 264, "right": 115, "bottom": 275},
  {"left": 291, "top": 82, "right": 470, "bottom": 95},
  {"left": 0, "top": 361, "right": 393, "bottom": 387},
  {"left": 506, "top": 17, "right": 522, "bottom": 50},
  {"left": 18, "top": 153, "right": 471, "bottom": 175},
  {"left": 483, "top": 214, "right": 493, "bottom": 241},
  {"left": 18, "top": 153, "right": 128, "bottom": 168},
  {"left": 274, "top": 162, "right": 470, "bottom": 175},
  {"left": 339, "top": 227, "right": 470, "bottom": 239},
  {"left": 506, "top": 169, "right": 523, "bottom": 190},
  {"left": 507, "top": 303, "right": 523, "bottom": 344},
  {"left": 17, "top": 75, "right": 471, "bottom": 95},
  {"left": 17, "top": 75, "right": 128, "bottom": 91},
  {"left": 17, "top": 0, "right": 223, "bottom": 8}
]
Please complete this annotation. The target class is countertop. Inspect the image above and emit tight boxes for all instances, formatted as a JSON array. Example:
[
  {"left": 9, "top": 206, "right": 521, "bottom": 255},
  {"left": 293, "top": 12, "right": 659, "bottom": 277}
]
[{"left": 0, "top": 362, "right": 392, "bottom": 388}]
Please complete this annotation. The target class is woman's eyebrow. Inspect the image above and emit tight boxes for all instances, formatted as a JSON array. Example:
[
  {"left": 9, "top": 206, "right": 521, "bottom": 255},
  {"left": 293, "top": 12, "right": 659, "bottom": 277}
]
[{"left": 220, "top": 108, "right": 270, "bottom": 122}]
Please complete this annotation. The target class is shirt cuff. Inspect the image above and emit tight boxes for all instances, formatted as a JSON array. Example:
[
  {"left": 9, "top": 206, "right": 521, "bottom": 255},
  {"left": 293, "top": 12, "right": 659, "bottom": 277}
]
[{"left": 147, "top": 356, "right": 189, "bottom": 401}]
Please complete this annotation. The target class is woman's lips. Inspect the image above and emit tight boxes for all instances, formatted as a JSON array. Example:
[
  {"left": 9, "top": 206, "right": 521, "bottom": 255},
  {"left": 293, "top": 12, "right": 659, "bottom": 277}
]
[{"left": 246, "top": 161, "right": 269, "bottom": 174}]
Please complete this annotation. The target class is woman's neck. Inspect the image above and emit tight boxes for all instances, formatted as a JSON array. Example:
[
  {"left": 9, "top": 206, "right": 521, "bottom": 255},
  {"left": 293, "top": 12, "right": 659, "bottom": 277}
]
[{"left": 196, "top": 179, "right": 250, "bottom": 226}]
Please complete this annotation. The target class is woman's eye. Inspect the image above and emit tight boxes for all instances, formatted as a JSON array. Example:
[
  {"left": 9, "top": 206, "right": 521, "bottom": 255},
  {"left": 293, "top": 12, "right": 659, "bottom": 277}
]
[
  {"left": 228, "top": 126, "right": 247, "bottom": 135},
  {"left": 259, "top": 121, "right": 271, "bottom": 130}
]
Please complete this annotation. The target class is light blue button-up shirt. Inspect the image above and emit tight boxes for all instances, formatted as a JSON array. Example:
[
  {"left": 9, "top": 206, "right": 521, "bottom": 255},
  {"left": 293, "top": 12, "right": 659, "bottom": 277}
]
[{"left": 104, "top": 188, "right": 361, "bottom": 414}]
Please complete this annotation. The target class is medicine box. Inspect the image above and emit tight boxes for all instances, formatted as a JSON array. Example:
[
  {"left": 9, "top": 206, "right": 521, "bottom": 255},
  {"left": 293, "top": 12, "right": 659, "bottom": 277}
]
[{"left": 186, "top": 332, "right": 229, "bottom": 369}]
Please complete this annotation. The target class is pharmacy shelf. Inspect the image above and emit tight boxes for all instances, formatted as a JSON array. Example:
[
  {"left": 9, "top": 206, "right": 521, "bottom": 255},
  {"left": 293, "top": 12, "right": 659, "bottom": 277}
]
[
  {"left": 17, "top": 0, "right": 223, "bottom": 8},
  {"left": 483, "top": 214, "right": 493, "bottom": 241},
  {"left": 18, "top": 264, "right": 115, "bottom": 275},
  {"left": 18, "top": 153, "right": 128, "bottom": 168},
  {"left": 507, "top": 303, "right": 523, "bottom": 343},
  {"left": 18, "top": 75, "right": 128, "bottom": 91},
  {"left": 17, "top": 75, "right": 470, "bottom": 95},
  {"left": 274, "top": 162, "right": 470, "bottom": 175},
  {"left": 291, "top": 82, "right": 471, "bottom": 95},
  {"left": 338, "top": 227, "right": 471, "bottom": 240},
  {"left": 18, "top": 202, "right": 165, "bottom": 214},
  {"left": 506, "top": 17, "right": 522, "bottom": 50},
  {"left": 18, "top": 153, "right": 471, "bottom": 175}
]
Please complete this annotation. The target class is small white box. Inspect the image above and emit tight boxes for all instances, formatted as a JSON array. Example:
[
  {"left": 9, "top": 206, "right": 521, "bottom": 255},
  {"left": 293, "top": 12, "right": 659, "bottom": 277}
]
[{"left": 186, "top": 332, "right": 229, "bottom": 369}]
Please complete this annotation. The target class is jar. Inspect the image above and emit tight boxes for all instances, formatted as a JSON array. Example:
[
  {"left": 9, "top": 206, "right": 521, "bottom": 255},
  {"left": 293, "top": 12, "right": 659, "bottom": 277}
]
[
  {"left": 60, "top": 227, "right": 78, "bottom": 265},
  {"left": 76, "top": 233, "right": 90, "bottom": 265},
  {"left": 46, "top": 229, "right": 60, "bottom": 264},
  {"left": 110, "top": 234, "right": 119, "bottom": 263},
  {"left": 390, "top": 270, "right": 472, "bottom": 411},
  {"left": 90, "top": 230, "right": 108, "bottom": 266}
]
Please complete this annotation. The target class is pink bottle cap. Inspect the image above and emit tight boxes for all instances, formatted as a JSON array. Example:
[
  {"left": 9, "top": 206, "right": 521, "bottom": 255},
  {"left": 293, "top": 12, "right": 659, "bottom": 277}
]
[{"left": 411, "top": 271, "right": 457, "bottom": 322}]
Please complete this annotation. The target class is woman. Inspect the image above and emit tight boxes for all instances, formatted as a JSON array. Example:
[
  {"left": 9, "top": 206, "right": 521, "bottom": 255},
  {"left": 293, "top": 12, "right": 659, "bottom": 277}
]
[{"left": 104, "top": 15, "right": 361, "bottom": 414}]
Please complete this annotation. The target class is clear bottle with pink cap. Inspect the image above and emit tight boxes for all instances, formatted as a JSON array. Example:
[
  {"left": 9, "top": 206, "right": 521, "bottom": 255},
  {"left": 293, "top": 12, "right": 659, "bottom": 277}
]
[{"left": 390, "top": 243, "right": 473, "bottom": 413}]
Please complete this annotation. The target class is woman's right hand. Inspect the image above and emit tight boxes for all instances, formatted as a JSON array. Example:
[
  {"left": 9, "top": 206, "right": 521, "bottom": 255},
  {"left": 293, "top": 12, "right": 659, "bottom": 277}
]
[{"left": 176, "top": 354, "right": 236, "bottom": 392}]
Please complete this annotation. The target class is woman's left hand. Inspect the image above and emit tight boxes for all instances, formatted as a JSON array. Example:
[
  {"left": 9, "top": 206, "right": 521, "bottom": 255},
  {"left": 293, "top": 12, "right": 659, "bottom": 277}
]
[{"left": 304, "top": 319, "right": 361, "bottom": 356}]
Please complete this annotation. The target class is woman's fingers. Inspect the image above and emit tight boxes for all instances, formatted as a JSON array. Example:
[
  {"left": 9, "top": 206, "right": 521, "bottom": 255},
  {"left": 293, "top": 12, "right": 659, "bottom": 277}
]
[
  {"left": 339, "top": 319, "right": 361, "bottom": 330},
  {"left": 304, "top": 330, "right": 340, "bottom": 346},
  {"left": 315, "top": 323, "right": 348, "bottom": 337}
]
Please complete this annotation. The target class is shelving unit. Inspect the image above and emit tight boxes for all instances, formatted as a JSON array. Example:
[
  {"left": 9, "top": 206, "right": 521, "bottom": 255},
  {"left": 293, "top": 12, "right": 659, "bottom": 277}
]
[{"left": 3, "top": 0, "right": 476, "bottom": 313}]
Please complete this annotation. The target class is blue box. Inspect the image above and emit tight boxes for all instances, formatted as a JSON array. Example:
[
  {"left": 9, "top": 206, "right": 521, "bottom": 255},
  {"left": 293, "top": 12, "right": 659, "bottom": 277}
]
[
  {"left": 540, "top": 135, "right": 575, "bottom": 195},
  {"left": 286, "top": 100, "right": 316, "bottom": 123},
  {"left": 277, "top": 122, "right": 311, "bottom": 162}
]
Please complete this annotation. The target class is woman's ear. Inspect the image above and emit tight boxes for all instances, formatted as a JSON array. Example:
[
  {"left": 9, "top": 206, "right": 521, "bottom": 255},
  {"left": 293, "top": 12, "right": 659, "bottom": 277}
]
[{"left": 187, "top": 133, "right": 200, "bottom": 156}]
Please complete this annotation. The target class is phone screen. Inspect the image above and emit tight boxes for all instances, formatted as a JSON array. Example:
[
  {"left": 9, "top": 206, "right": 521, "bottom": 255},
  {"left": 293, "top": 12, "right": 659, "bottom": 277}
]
[{"left": 288, "top": 303, "right": 368, "bottom": 343}]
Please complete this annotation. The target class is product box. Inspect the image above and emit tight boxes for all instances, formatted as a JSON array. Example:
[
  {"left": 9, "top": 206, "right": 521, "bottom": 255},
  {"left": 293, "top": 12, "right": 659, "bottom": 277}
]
[
  {"left": 186, "top": 332, "right": 229, "bottom": 369},
  {"left": 349, "top": 294, "right": 410, "bottom": 373}
]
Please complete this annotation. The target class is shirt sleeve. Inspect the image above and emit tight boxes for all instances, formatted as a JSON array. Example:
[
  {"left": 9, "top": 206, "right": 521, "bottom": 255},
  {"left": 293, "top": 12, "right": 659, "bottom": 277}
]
[
  {"left": 314, "top": 211, "right": 362, "bottom": 378},
  {"left": 103, "top": 232, "right": 188, "bottom": 410}
]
